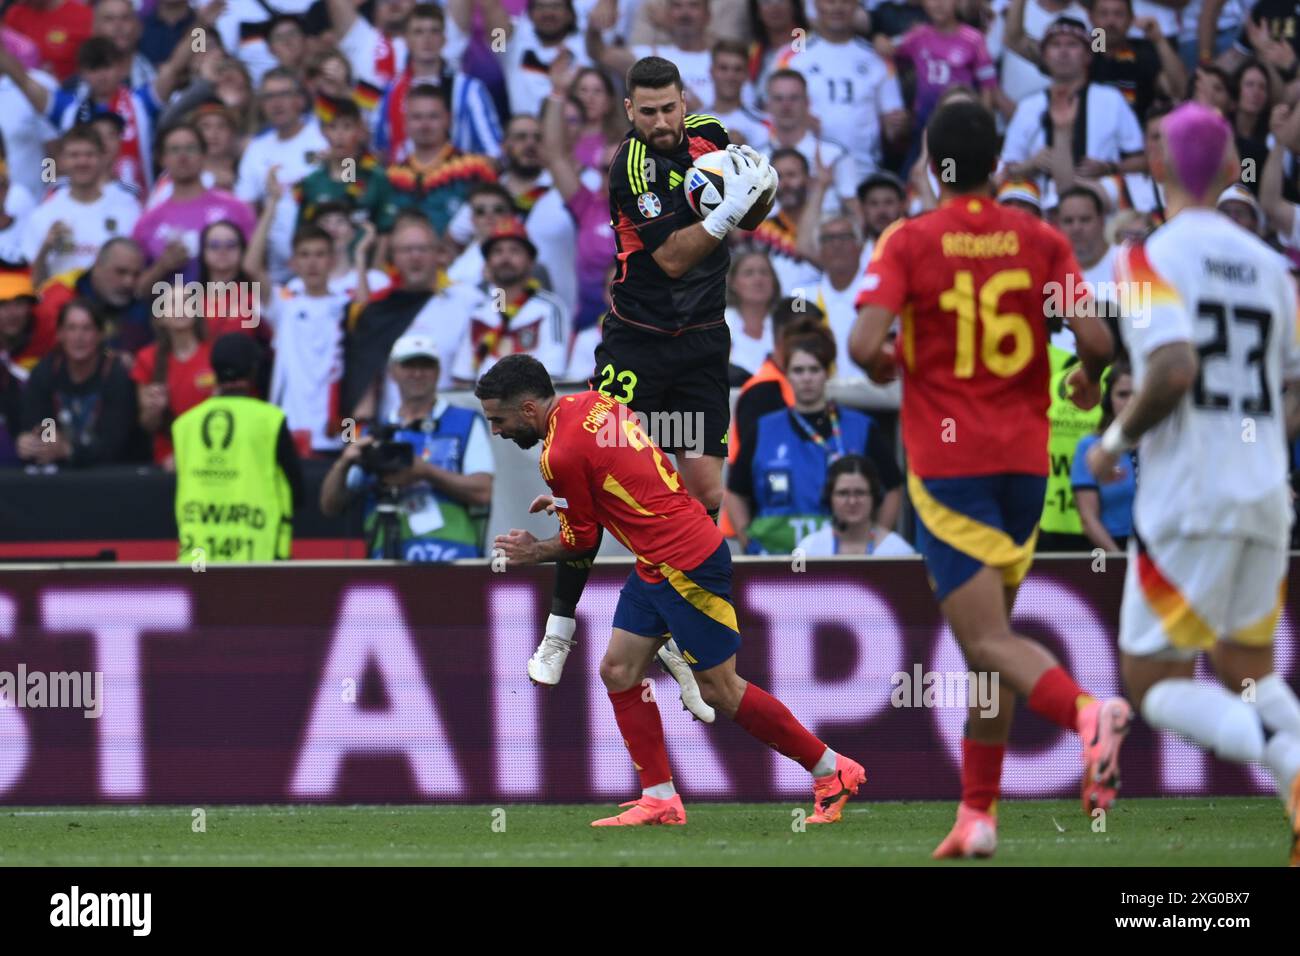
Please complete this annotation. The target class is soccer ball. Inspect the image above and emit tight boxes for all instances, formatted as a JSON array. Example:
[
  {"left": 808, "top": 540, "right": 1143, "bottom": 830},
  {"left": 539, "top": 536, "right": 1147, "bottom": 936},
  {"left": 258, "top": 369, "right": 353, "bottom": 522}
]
[{"left": 682, "top": 149, "right": 777, "bottom": 232}]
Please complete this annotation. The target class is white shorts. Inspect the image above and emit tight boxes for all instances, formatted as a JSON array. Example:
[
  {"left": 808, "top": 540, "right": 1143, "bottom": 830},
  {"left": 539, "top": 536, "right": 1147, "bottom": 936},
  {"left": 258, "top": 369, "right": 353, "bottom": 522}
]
[{"left": 1119, "top": 535, "right": 1287, "bottom": 660}]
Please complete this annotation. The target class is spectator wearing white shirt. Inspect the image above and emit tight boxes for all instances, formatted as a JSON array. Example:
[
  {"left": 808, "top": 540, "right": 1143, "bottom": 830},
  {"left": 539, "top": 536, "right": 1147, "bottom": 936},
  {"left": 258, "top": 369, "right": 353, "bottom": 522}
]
[
  {"left": 214, "top": 0, "right": 323, "bottom": 86},
  {"left": 1000, "top": 17, "right": 1146, "bottom": 210},
  {"left": 330, "top": 0, "right": 411, "bottom": 87},
  {"left": 589, "top": 0, "right": 717, "bottom": 111},
  {"left": 246, "top": 190, "right": 375, "bottom": 452},
  {"left": 802, "top": 214, "right": 868, "bottom": 379},
  {"left": 452, "top": 221, "right": 570, "bottom": 384},
  {"left": 447, "top": 182, "right": 519, "bottom": 286},
  {"left": 854, "top": 171, "right": 906, "bottom": 265},
  {"left": 993, "top": 0, "right": 1091, "bottom": 108},
  {"left": 764, "top": 70, "right": 861, "bottom": 220},
  {"left": 795, "top": 455, "right": 915, "bottom": 557},
  {"left": 477, "top": 0, "right": 592, "bottom": 119},
  {"left": 234, "top": 67, "right": 329, "bottom": 283},
  {"left": 469, "top": 115, "right": 579, "bottom": 317},
  {"left": 725, "top": 251, "right": 779, "bottom": 385},
  {"left": 296, "top": 200, "right": 394, "bottom": 300},
  {"left": 0, "top": 61, "right": 57, "bottom": 202},
  {"left": 750, "top": 147, "right": 824, "bottom": 295},
  {"left": 0, "top": 162, "right": 36, "bottom": 266},
  {"left": 749, "top": 0, "right": 811, "bottom": 95},
  {"left": 773, "top": 0, "right": 907, "bottom": 180},
  {"left": 22, "top": 125, "right": 141, "bottom": 285},
  {"left": 706, "top": 39, "right": 768, "bottom": 148},
  {"left": 1055, "top": 185, "right": 1118, "bottom": 353},
  {"left": 0, "top": 34, "right": 189, "bottom": 197}
]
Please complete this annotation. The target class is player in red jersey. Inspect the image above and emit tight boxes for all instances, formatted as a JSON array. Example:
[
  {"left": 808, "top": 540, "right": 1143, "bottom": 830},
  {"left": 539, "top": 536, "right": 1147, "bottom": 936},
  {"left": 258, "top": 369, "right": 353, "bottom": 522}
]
[
  {"left": 477, "top": 354, "right": 865, "bottom": 826},
  {"left": 851, "top": 100, "right": 1128, "bottom": 858}
]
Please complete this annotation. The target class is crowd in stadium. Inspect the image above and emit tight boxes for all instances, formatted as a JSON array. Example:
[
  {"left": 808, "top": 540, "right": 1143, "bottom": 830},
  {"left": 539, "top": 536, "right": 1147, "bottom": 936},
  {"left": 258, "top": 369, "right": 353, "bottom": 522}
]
[{"left": 0, "top": 0, "right": 1298, "bottom": 560}]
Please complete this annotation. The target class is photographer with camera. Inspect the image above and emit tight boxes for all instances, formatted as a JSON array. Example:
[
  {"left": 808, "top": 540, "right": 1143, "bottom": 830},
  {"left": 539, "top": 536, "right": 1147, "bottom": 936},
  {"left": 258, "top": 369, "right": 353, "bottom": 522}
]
[{"left": 320, "top": 333, "right": 495, "bottom": 561}]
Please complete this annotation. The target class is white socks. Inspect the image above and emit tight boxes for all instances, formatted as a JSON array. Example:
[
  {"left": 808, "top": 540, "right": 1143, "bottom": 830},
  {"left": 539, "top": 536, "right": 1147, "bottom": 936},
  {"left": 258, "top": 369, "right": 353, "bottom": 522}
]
[
  {"left": 1142, "top": 678, "right": 1264, "bottom": 764},
  {"left": 544, "top": 614, "right": 576, "bottom": 642},
  {"left": 1254, "top": 673, "right": 1300, "bottom": 737},
  {"left": 644, "top": 781, "right": 677, "bottom": 800},
  {"left": 1264, "top": 734, "right": 1300, "bottom": 798},
  {"left": 811, "top": 747, "right": 838, "bottom": 778}
]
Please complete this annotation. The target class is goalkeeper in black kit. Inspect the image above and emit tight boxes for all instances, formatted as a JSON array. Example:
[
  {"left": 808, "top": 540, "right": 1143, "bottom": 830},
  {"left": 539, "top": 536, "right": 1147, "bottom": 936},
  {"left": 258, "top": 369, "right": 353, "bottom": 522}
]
[{"left": 518, "top": 56, "right": 776, "bottom": 715}]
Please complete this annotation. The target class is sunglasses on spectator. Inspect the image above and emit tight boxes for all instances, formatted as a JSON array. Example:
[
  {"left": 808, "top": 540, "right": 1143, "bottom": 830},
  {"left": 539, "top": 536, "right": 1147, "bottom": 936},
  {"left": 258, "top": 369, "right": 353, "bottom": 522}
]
[
  {"left": 472, "top": 204, "right": 510, "bottom": 216},
  {"left": 205, "top": 239, "right": 241, "bottom": 251}
]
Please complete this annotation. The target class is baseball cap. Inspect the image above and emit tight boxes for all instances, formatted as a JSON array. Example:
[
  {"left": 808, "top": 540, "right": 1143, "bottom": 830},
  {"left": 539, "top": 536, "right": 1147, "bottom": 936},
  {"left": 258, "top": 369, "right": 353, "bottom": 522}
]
[
  {"left": 0, "top": 270, "right": 36, "bottom": 302},
  {"left": 997, "top": 179, "right": 1042, "bottom": 212},
  {"left": 210, "top": 332, "right": 262, "bottom": 383},
  {"left": 480, "top": 219, "right": 537, "bottom": 259},
  {"left": 390, "top": 334, "right": 441, "bottom": 364},
  {"left": 1043, "top": 17, "right": 1092, "bottom": 49},
  {"left": 1216, "top": 182, "right": 1264, "bottom": 231}
]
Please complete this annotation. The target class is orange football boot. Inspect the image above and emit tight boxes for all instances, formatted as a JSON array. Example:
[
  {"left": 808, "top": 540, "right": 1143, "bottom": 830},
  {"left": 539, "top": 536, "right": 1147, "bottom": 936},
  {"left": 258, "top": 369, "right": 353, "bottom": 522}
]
[
  {"left": 808, "top": 755, "right": 867, "bottom": 824},
  {"left": 591, "top": 793, "right": 687, "bottom": 827},
  {"left": 1078, "top": 697, "right": 1133, "bottom": 813}
]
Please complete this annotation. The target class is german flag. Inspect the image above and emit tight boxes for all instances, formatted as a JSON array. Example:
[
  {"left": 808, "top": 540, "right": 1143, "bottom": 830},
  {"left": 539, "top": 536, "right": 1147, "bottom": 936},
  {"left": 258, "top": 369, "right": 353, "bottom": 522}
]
[
  {"left": 353, "top": 80, "right": 382, "bottom": 113},
  {"left": 314, "top": 93, "right": 345, "bottom": 125}
]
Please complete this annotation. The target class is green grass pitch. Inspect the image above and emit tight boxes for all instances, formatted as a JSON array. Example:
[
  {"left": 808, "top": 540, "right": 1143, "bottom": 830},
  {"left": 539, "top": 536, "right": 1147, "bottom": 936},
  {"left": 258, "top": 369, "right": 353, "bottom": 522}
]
[{"left": 0, "top": 798, "right": 1291, "bottom": 866}]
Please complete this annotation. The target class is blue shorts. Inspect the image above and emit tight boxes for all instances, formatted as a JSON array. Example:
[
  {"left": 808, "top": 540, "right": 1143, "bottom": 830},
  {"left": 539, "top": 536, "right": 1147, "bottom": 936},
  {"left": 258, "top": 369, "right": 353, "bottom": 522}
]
[
  {"left": 909, "top": 472, "right": 1045, "bottom": 602},
  {"left": 611, "top": 540, "right": 741, "bottom": 671}
]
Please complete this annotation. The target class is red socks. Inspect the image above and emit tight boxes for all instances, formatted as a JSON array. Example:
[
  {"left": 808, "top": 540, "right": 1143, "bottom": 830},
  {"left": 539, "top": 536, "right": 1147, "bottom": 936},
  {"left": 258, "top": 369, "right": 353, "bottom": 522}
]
[
  {"left": 961, "top": 738, "right": 1004, "bottom": 814},
  {"left": 733, "top": 682, "right": 827, "bottom": 772},
  {"left": 608, "top": 685, "right": 672, "bottom": 789},
  {"left": 1027, "top": 666, "right": 1095, "bottom": 732}
]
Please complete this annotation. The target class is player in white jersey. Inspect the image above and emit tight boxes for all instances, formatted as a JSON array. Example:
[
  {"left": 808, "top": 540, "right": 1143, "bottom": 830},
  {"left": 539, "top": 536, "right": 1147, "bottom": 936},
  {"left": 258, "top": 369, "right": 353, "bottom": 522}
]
[{"left": 1088, "top": 103, "right": 1300, "bottom": 865}]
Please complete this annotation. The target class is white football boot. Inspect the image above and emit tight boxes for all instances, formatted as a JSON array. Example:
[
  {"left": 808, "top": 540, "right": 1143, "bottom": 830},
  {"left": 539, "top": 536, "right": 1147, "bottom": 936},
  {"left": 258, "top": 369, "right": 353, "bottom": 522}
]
[
  {"left": 528, "top": 615, "right": 577, "bottom": 686},
  {"left": 656, "top": 638, "right": 716, "bottom": 723}
]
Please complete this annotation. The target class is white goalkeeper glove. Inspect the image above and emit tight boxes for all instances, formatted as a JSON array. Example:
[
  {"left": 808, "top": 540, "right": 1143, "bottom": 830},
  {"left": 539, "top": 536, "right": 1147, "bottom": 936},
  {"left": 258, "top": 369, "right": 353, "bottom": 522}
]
[
  {"left": 702, "top": 146, "right": 765, "bottom": 240},
  {"left": 735, "top": 144, "right": 770, "bottom": 177}
]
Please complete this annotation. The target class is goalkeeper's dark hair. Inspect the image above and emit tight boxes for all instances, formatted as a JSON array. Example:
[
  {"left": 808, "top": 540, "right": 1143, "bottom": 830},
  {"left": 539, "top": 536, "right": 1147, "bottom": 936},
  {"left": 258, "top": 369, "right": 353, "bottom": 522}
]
[
  {"left": 627, "top": 56, "right": 683, "bottom": 94},
  {"left": 925, "top": 99, "right": 998, "bottom": 193},
  {"left": 474, "top": 354, "right": 556, "bottom": 404}
]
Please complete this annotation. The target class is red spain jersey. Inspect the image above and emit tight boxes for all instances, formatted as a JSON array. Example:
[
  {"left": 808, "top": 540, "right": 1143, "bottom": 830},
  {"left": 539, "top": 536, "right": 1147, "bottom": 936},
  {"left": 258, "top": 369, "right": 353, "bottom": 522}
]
[
  {"left": 856, "top": 196, "right": 1087, "bottom": 478},
  {"left": 540, "top": 391, "right": 722, "bottom": 581}
]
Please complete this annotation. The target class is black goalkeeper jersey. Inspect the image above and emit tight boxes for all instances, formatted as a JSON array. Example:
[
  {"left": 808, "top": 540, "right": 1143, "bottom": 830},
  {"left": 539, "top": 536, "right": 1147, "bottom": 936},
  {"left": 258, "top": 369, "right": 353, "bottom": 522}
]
[{"left": 606, "top": 114, "right": 731, "bottom": 336}]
